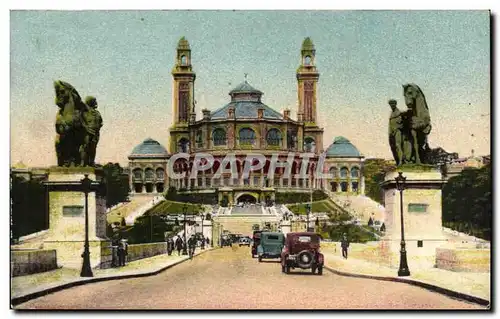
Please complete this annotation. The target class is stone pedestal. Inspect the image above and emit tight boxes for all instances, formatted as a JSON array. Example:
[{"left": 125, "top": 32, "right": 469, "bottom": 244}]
[
  {"left": 43, "top": 167, "right": 111, "bottom": 269},
  {"left": 379, "top": 166, "right": 447, "bottom": 270}
]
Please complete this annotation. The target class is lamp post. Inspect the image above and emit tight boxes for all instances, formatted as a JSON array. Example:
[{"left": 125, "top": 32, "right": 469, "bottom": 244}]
[
  {"left": 200, "top": 211, "right": 205, "bottom": 250},
  {"left": 305, "top": 203, "right": 311, "bottom": 231},
  {"left": 80, "top": 174, "right": 94, "bottom": 277},
  {"left": 182, "top": 204, "right": 188, "bottom": 255},
  {"left": 395, "top": 172, "right": 410, "bottom": 277}
]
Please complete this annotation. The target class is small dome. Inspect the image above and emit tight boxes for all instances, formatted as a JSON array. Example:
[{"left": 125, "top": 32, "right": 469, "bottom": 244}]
[
  {"left": 229, "top": 81, "right": 263, "bottom": 96},
  {"left": 325, "top": 136, "right": 362, "bottom": 158},
  {"left": 129, "top": 138, "right": 169, "bottom": 159}
]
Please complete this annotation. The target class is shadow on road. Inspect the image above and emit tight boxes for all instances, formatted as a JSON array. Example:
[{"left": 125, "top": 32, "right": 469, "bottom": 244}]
[
  {"left": 283, "top": 271, "right": 319, "bottom": 276},
  {"left": 256, "top": 260, "right": 281, "bottom": 264}
]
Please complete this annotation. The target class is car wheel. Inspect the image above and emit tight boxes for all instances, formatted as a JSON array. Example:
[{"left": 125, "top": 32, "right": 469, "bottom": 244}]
[
  {"left": 258, "top": 256, "right": 262, "bottom": 262},
  {"left": 318, "top": 266, "right": 323, "bottom": 275},
  {"left": 311, "top": 266, "right": 316, "bottom": 274}
]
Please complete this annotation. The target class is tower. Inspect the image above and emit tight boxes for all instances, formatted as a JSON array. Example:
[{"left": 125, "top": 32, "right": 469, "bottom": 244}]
[
  {"left": 296, "top": 37, "right": 323, "bottom": 153},
  {"left": 170, "top": 37, "right": 196, "bottom": 153},
  {"left": 297, "top": 37, "right": 319, "bottom": 124}
]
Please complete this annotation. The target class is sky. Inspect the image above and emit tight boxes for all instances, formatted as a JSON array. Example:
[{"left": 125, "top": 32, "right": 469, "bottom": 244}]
[{"left": 9, "top": 10, "right": 491, "bottom": 167}]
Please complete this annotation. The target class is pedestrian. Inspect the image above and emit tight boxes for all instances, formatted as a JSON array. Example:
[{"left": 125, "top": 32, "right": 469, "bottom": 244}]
[
  {"left": 118, "top": 239, "right": 128, "bottom": 266},
  {"left": 175, "top": 236, "right": 183, "bottom": 255},
  {"left": 188, "top": 236, "right": 196, "bottom": 258},
  {"left": 206, "top": 237, "right": 210, "bottom": 246},
  {"left": 341, "top": 233, "right": 349, "bottom": 259},
  {"left": 167, "top": 237, "right": 174, "bottom": 256}
]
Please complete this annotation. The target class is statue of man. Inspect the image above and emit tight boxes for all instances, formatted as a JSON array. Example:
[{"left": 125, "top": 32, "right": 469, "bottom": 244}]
[
  {"left": 388, "top": 99, "right": 404, "bottom": 165},
  {"left": 81, "top": 96, "right": 103, "bottom": 166}
]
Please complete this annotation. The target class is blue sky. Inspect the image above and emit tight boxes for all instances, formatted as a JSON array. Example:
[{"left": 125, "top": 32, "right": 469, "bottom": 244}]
[{"left": 10, "top": 10, "right": 490, "bottom": 166}]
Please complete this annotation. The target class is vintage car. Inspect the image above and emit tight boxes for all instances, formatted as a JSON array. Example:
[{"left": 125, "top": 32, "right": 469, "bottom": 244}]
[
  {"left": 239, "top": 236, "right": 251, "bottom": 247},
  {"left": 251, "top": 230, "right": 262, "bottom": 258},
  {"left": 257, "top": 231, "right": 285, "bottom": 262},
  {"left": 280, "top": 232, "right": 324, "bottom": 275}
]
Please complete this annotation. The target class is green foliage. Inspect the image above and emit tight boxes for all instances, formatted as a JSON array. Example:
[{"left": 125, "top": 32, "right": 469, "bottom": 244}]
[
  {"left": 103, "top": 163, "right": 130, "bottom": 208},
  {"left": 328, "top": 224, "right": 378, "bottom": 243},
  {"left": 363, "top": 158, "right": 396, "bottom": 204},
  {"left": 287, "top": 199, "right": 339, "bottom": 214},
  {"left": 443, "top": 164, "right": 491, "bottom": 240},
  {"left": 124, "top": 215, "right": 182, "bottom": 244},
  {"left": 165, "top": 187, "right": 217, "bottom": 204},
  {"left": 146, "top": 200, "right": 204, "bottom": 215},
  {"left": 10, "top": 176, "right": 48, "bottom": 241},
  {"left": 275, "top": 190, "right": 327, "bottom": 204}
]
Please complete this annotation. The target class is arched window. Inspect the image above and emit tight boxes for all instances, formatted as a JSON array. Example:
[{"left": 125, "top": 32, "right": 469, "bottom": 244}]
[
  {"left": 304, "top": 137, "right": 315, "bottom": 152},
  {"left": 145, "top": 168, "right": 154, "bottom": 180},
  {"left": 331, "top": 181, "right": 338, "bottom": 192},
  {"left": 304, "top": 55, "right": 312, "bottom": 65},
  {"left": 340, "top": 181, "right": 348, "bottom": 192},
  {"left": 156, "top": 168, "right": 165, "bottom": 180},
  {"left": 181, "top": 55, "right": 187, "bottom": 65},
  {"left": 352, "top": 182, "right": 359, "bottom": 193},
  {"left": 340, "top": 167, "right": 349, "bottom": 178},
  {"left": 351, "top": 167, "right": 360, "bottom": 178},
  {"left": 178, "top": 138, "right": 189, "bottom": 153},
  {"left": 133, "top": 168, "right": 142, "bottom": 179},
  {"left": 212, "top": 128, "right": 227, "bottom": 146},
  {"left": 239, "top": 128, "right": 256, "bottom": 145},
  {"left": 196, "top": 130, "right": 203, "bottom": 147},
  {"left": 329, "top": 167, "right": 338, "bottom": 178},
  {"left": 266, "top": 129, "right": 281, "bottom": 146}
]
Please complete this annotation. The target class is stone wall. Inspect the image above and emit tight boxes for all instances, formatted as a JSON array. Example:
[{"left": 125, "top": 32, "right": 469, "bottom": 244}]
[
  {"left": 11, "top": 249, "right": 58, "bottom": 277},
  {"left": 126, "top": 242, "right": 168, "bottom": 262},
  {"left": 436, "top": 248, "right": 490, "bottom": 272}
]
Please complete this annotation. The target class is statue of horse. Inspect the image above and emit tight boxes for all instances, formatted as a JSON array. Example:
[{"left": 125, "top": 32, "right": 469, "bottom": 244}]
[
  {"left": 54, "top": 80, "right": 87, "bottom": 166},
  {"left": 403, "top": 83, "right": 432, "bottom": 164}
]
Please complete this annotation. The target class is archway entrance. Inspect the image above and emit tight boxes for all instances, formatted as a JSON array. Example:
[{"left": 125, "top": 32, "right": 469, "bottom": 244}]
[{"left": 236, "top": 194, "right": 257, "bottom": 204}]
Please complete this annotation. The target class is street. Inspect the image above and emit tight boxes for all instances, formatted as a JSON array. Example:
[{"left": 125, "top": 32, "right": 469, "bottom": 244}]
[{"left": 16, "top": 246, "right": 483, "bottom": 310}]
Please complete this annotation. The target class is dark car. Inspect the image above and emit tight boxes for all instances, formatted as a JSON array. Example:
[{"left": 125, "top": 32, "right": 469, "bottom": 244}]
[
  {"left": 280, "top": 232, "right": 324, "bottom": 275},
  {"left": 257, "top": 232, "right": 285, "bottom": 262},
  {"left": 251, "top": 230, "right": 262, "bottom": 258}
]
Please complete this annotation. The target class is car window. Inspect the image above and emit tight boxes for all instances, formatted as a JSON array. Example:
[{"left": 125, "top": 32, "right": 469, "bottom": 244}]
[
  {"left": 267, "top": 235, "right": 280, "bottom": 240},
  {"left": 298, "top": 236, "right": 311, "bottom": 243}
]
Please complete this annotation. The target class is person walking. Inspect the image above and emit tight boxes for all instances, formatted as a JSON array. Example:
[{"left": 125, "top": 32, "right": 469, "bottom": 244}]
[
  {"left": 118, "top": 239, "right": 128, "bottom": 266},
  {"left": 167, "top": 237, "right": 174, "bottom": 256},
  {"left": 341, "top": 233, "right": 350, "bottom": 259},
  {"left": 175, "top": 236, "right": 183, "bottom": 256},
  {"left": 188, "top": 236, "right": 196, "bottom": 259}
]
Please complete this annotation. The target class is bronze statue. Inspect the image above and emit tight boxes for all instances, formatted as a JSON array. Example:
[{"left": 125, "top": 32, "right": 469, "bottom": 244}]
[
  {"left": 389, "top": 84, "right": 432, "bottom": 165},
  {"left": 54, "top": 81, "right": 86, "bottom": 167},
  {"left": 388, "top": 99, "right": 403, "bottom": 165},
  {"left": 82, "top": 96, "right": 103, "bottom": 166}
]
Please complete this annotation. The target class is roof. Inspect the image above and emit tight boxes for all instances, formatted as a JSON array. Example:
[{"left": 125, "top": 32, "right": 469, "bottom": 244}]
[
  {"left": 301, "top": 37, "right": 315, "bottom": 51},
  {"left": 325, "top": 136, "right": 362, "bottom": 158},
  {"left": 129, "top": 138, "right": 169, "bottom": 159},
  {"left": 177, "top": 36, "right": 190, "bottom": 50},
  {"left": 229, "top": 81, "right": 263, "bottom": 95},
  {"left": 211, "top": 81, "right": 283, "bottom": 120},
  {"left": 211, "top": 101, "right": 284, "bottom": 120}
]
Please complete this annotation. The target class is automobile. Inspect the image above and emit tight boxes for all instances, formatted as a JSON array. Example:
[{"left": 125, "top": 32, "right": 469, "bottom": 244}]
[
  {"left": 239, "top": 237, "right": 251, "bottom": 246},
  {"left": 281, "top": 232, "right": 324, "bottom": 275},
  {"left": 221, "top": 235, "right": 232, "bottom": 247},
  {"left": 257, "top": 231, "right": 285, "bottom": 262},
  {"left": 251, "top": 230, "right": 262, "bottom": 258}
]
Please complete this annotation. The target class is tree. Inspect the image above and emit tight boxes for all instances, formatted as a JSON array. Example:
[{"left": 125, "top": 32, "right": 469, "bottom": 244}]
[
  {"left": 442, "top": 163, "right": 491, "bottom": 240},
  {"left": 103, "top": 163, "right": 130, "bottom": 208},
  {"left": 363, "top": 158, "right": 396, "bottom": 204}
]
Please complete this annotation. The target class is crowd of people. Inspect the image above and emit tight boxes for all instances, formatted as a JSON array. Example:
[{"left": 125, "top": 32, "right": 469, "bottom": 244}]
[{"left": 166, "top": 234, "right": 210, "bottom": 258}]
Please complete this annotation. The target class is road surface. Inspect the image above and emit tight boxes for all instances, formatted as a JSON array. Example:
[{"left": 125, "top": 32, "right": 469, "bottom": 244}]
[{"left": 16, "top": 246, "right": 484, "bottom": 310}]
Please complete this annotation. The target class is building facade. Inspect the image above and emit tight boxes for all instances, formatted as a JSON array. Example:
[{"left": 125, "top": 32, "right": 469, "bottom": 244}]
[{"left": 128, "top": 37, "right": 365, "bottom": 203}]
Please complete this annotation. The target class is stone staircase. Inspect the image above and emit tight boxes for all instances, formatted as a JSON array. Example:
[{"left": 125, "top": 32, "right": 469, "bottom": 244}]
[
  {"left": 213, "top": 215, "right": 279, "bottom": 236},
  {"left": 326, "top": 192, "right": 385, "bottom": 224}
]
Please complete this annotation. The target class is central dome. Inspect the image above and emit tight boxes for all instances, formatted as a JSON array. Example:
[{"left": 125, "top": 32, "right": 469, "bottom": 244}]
[
  {"left": 211, "top": 81, "right": 283, "bottom": 120},
  {"left": 325, "top": 136, "right": 362, "bottom": 157}
]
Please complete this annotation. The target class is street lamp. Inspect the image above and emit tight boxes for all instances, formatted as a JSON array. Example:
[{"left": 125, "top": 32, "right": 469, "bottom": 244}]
[
  {"left": 80, "top": 174, "right": 93, "bottom": 277},
  {"left": 200, "top": 211, "right": 206, "bottom": 249},
  {"left": 305, "top": 203, "right": 311, "bottom": 231},
  {"left": 395, "top": 172, "right": 410, "bottom": 277},
  {"left": 182, "top": 203, "right": 188, "bottom": 255}
]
